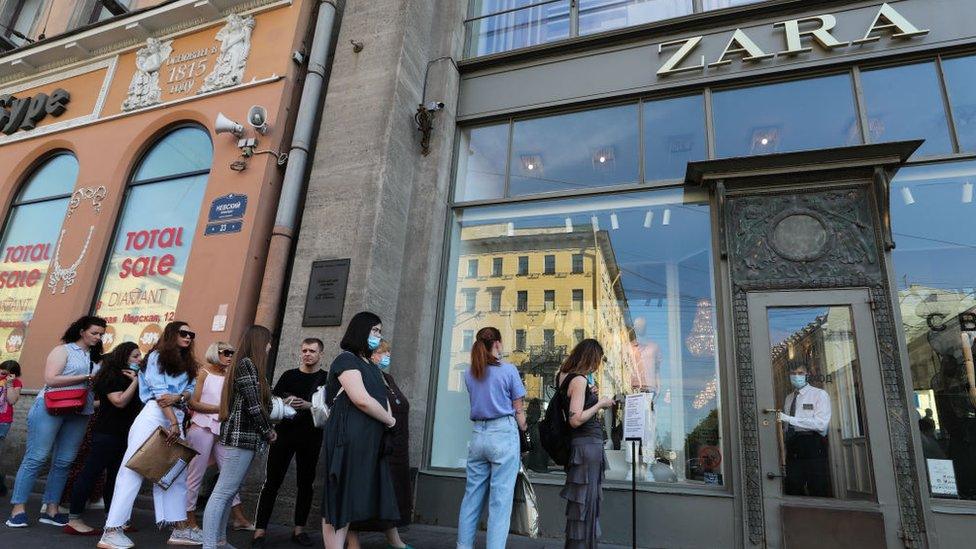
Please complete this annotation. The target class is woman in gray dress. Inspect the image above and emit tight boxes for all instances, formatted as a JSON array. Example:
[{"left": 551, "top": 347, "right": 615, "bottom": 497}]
[{"left": 557, "top": 339, "right": 614, "bottom": 549}]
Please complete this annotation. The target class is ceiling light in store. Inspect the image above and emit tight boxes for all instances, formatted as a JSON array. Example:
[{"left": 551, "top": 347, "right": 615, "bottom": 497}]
[
  {"left": 749, "top": 126, "right": 780, "bottom": 154},
  {"left": 643, "top": 210, "right": 654, "bottom": 228},
  {"left": 662, "top": 208, "right": 671, "bottom": 226},
  {"left": 610, "top": 213, "right": 619, "bottom": 230},
  {"left": 592, "top": 146, "right": 615, "bottom": 170},
  {"left": 520, "top": 154, "right": 543, "bottom": 174},
  {"left": 507, "top": 222, "right": 515, "bottom": 236},
  {"left": 685, "top": 298, "right": 716, "bottom": 358},
  {"left": 901, "top": 186, "right": 915, "bottom": 205},
  {"left": 565, "top": 217, "right": 573, "bottom": 233},
  {"left": 591, "top": 215, "right": 600, "bottom": 231},
  {"left": 964, "top": 182, "right": 974, "bottom": 204}
]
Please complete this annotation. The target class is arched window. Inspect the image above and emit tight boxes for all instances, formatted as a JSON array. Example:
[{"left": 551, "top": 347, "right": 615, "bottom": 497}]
[
  {"left": 0, "top": 153, "right": 78, "bottom": 362},
  {"left": 94, "top": 125, "right": 212, "bottom": 352}
]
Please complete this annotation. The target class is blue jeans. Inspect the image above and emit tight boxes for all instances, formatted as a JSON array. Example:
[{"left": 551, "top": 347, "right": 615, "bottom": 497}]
[
  {"left": 456, "top": 416, "right": 520, "bottom": 549},
  {"left": 201, "top": 445, "right": 255, "bottom": 549},
  {"left": 11, "top": 397, "right": 89, "bottom": 505}
]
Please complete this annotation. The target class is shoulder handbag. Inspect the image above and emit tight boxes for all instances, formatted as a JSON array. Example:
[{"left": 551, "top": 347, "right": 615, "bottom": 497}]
[
  {"left": 44, "top": 357, "right": 93, "bottom": 416},
  {"left": 510, "top": 464, "right": 540, "bottom": 538},
  {"left": 310, "top": 372, "right": 345, "bottom": 428}
]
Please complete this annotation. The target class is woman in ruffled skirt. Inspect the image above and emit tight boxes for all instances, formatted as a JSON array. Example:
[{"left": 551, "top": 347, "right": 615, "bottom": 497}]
[{"left": 556, "top": 339, "right": 614, "bottom": 548}]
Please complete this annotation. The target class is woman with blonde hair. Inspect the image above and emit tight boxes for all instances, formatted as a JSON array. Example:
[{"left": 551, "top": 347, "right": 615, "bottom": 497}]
[
  {"left": 183, "top": 341, "right": 254, "bottom": 532},
  {"left": 201, "top": 326, "right": 277, "bottom": 549},
  {"left": 557, "top": 339, "right": 614, "bottom": 549}
]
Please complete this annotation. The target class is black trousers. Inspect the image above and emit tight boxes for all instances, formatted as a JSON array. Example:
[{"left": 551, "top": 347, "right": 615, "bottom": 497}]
[
  {"left": 784, "top": 433, "right": 830, "bottom": 497},
  {"left": 255, "top": 431, "right": 322, "bottom": 529},
  {"left": 68, "top": 432, "right": 127, "bottom": 516}
]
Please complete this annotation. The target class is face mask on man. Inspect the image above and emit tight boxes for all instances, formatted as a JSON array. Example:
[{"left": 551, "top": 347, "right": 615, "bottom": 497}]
[
  {"left": 378, "top": 355, "right": 391, "bottom": 370},
  {"left": 790, "top": 374, "right": 808, "bottom": 390},
  {"left": 367, "top": 336, "right": 381, "bottom": 350}
]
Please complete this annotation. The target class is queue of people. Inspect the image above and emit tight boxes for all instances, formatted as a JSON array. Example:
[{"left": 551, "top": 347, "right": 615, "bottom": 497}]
[{"left": 0, "top": 312, "right": 416, "bottom": 549}]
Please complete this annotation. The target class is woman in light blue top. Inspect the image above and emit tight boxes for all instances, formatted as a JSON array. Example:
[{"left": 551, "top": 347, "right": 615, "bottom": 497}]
[
  {"left": 456, "top": 327, "right": 528, "bottom": 549},
  {"left": 6, "top": 315, "right": 106, "bottom": 529},
  {"left": 100, "top": 321, "right": 200, "bottom": 549}
]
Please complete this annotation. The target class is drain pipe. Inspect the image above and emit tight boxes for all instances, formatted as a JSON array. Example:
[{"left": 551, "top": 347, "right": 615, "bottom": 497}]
[{"left": 255, "top": 0, "right": 337, "bottom": 331}]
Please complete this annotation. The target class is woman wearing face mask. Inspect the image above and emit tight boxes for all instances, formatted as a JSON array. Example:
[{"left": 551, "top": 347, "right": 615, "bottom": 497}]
[
  {"left": 184, "top": 342, "right": 254, "bottom": 533},
  {"left": 347, "top": 339, "right": 414, "bottom": 549},
  {"left": 456, "top": 327, "right": 528, "bottom": 549},
  {"left": 98, "top": 321, "right": 200, "bottom": 549},
  {"left": 321, "top": 312, "right": 399, "bottom": 549},
  {"left": 201, "top": 325, "right": 277, "bottom": 549},
  {"left": 64, "top": 342, "right": 143, "bottom": 535},
  {"left": 6, "top": 315, "right": 106, "bottom": 529}
]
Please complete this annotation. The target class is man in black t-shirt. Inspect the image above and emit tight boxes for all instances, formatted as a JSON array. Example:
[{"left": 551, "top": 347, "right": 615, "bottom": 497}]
[{"left": 253, "top": 338, "right": 328, "bottom": 547}]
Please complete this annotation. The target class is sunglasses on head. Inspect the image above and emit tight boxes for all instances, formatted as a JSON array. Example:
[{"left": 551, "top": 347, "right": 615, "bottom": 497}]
[
  {"left": 219, "top": 349, "right": 235, "bottom": 357},
  {"left": 178, "top": 329, "right": 196, "bottom": 340}
]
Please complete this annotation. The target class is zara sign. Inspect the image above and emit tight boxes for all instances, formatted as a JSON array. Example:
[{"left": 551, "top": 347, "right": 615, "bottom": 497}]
[{"left": 657, "top": 3, "right": 928, "bottom": 76}]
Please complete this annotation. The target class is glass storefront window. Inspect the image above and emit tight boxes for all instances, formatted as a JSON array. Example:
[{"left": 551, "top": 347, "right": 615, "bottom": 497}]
[
  {"left": 0, "top": 153, "right": 77, "bottom": 362},
  {"left": 509, "top": 104, "right": 640, "bottom": 196},
  {"left": 464, "top": 0, "right": 570, "bottom": 58},
  {"left": 712, "top": 74, "right": 861, "bottom": 157},
  {"left": 455, "top": 123, "right": 509, "bottom": 202},
  {"left": 431, "top": 188, "right": 723, "bottom": 486},
  {"left": 891, "top": 160, "right": 976, "bottom": 500},
  {"left": 701, "top": 0, "right": 766, "bottom": 10},
  {"left": 643, "top": 95, "right": 706, "bottom": 181},
  {"left": 860, "top": 62, "right": 953, "bottom": 157},
  {"left": 93, "top": 126, "right": 211, "bottom": 354},
  {"left": 942, "top": 55, "right": 976, "bottom": 154},
  {"left": 578, "top": 0, "right": 692, "bottom": 36}
]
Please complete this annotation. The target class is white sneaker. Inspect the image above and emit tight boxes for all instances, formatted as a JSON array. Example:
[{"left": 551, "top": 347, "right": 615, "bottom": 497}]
[
  {"left": 168, "top": 527, "right": 204, "bottom": 546},
  {"left": 98, "top": 529, "right": 135, "bottom": 549}
]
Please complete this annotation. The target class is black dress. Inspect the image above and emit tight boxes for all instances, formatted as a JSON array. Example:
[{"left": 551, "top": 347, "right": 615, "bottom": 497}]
[
  {"left": 350, "top": 370, "right": 412, "bottom": 531},
  {"left": 321, "top": 352, "right": 400, "bottom": 528},
  {"left": 560, "top": 375, "right": 605, "bottom": 549}
]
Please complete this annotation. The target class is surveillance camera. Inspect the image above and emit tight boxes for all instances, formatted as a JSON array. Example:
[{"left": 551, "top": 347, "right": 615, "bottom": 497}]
[
  {"left": 247, "top": 105, "right": 269, "bottom": 135},
  {"left": 424, "top": 101, "right": 445, "bottom": 112},
  {"left": 215, "top": 112, "right": 244, "bottom": 137}
]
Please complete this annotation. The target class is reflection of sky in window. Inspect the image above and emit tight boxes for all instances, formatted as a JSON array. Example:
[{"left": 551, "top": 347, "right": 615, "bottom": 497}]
[
  {"left": 713, "top": 74, "right": 860, "bottom": 157},
  {"left": 644, "top": 95, "right": 706, "bottom": 181},
  {"left": 456, "top": 123, "right": 509, "bottom": 201},
  {"left": 578, "top": 0, "right": 693, "bottom": 36},
  {"left": 891, "top": 160, "right": 976, "bottom": 291},
  {"left": 133, "top": 127, "right": 213, "bottom": 182},
  {"left": 16, "top": 154, "right": 78, "bottom": 202},
  {"left": 861, "top": 62, "right": 952, "bottom": 157},
  {"left": 509, "top": 104, "right": 639, "bottom": 196},
  {"left": 941, "top": 55, "right": 976, "bottom": 153},
  {"left": 767, "top": 307, "right": 828, "bottom": 348},
  {"left": 1, "top": 199, "right": 69, "bottom": 249}
]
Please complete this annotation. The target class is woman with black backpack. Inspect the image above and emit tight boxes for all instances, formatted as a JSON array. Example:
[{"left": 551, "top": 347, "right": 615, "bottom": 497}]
[{"left": 557, "top": 339, "right": 614, "bottom": 549}]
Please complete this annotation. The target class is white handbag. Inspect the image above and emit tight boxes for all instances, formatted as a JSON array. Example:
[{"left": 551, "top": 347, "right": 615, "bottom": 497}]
[
  {"left": 311, "top": 384, "right": 343, "bottom": 428},
  {"left": 269, "top": 396, "right": 297, "bottom": 423}
]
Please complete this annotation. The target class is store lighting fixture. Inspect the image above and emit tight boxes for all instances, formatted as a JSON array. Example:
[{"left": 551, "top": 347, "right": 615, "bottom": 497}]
[
  {"left": 964, "top": 182, "right": 974, "bottom": 204},
  {"left": 507, "top": 222, "right": 515, "bottom": 236},
  {"left": 592, "top": 146, "right": 615, "bottom": 170},
  {"left": 610, "top": 212, "right": 619, "bottom": 230},
  {"left": 520, "top": 154, "right": 543, "bottom": 173},
  {"left": 692, "top": 377, "right": 719, "bottom": 410},
  {"left": 643, "top": 210, "right": 654, "bottom": 228},
  {"left": 662, "top": 208, "right": 672, "bottom": 226},
  {"left": 591, "top": 215, "right": 600, "bottom": 231},
  {"left": 565, "top": 217, "right": 573, "bottom": 233},
  {"left": 685, "top": 298, "right": 716, "bottom": 358},
  {"left": 901, "top": 186, "right": 915, "bottom": 205}
]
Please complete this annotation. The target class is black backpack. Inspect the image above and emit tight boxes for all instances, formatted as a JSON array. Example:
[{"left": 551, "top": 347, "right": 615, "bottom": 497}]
[{"left": 538, "top": 374, "right": 579, "bottom": 466}]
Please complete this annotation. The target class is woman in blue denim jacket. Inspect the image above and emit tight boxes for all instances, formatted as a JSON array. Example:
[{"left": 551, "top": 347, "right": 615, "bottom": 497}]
[
  {"left": 456, "top": 327, "right": 528, "bottom": 549},
  {"left": 5, "top": 315, "right": 106, "bottom": 529}
]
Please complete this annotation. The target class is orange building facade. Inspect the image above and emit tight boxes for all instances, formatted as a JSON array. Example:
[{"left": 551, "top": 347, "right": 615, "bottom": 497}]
[{"left": 0, "top": 0, "right": 318, "bottom": 389}]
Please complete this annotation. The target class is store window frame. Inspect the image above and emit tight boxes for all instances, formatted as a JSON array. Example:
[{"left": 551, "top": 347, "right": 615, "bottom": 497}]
[
  {"left": 0, "top": 0, "right": 42, "bottom": 51},
  {"left": 88, "top": 122, "right": 212, "bottom": 319}
]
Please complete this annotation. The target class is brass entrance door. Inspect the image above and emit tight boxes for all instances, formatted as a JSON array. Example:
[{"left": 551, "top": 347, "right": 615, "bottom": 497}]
[{"left": 748, "top": 290, "right": 901, "bottom": 548}]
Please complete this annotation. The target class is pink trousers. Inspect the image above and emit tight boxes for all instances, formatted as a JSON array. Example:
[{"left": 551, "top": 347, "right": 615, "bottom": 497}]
[{"left": 185, "top": 424, "right": 241, "bottom": 511}]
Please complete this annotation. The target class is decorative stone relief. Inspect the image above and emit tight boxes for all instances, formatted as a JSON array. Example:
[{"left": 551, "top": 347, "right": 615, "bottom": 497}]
[
  {"left": 723, "top": 186, "right": 925, "bottom": 547},
  {"left": 67, "top": 186, "right": 107, "bottom": 216},
  {"left": 122, "top": 38, "right": 173, "bottom": 111},
  {"left": 198, "top": 13, "right": 255, "bottom": 94},
  {"left": 48, "top": 226, "right": 95, "bottom": 294}
]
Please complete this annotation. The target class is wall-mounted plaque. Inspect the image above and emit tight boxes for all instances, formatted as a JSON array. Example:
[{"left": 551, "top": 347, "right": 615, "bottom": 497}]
[
  {"left": 208, "top": 193, "right": 247, "bottom": 222},
  {"left": 302, "top": 259, "right": 350, "bottom": 327}
]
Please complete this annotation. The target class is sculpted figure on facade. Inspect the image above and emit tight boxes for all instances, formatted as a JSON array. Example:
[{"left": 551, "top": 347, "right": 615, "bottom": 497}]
[
  {"left": 122, "top": 38, "right": 173, "bottom": 111},
  {"left": 198, "top": 13, "right": 255, "bottom": 93}
]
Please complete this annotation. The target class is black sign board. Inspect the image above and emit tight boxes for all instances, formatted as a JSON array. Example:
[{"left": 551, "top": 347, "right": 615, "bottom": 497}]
[{"left": 302, "top": 259, "right": 350, "bottom": 327}]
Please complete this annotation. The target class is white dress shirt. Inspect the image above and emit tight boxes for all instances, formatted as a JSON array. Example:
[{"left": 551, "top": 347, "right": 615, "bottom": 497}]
[{"left": 781, "top": 384, "right": 831, "bottom": 437}]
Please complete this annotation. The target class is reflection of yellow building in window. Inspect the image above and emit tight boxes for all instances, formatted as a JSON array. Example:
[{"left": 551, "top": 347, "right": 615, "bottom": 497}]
[{"left": 448, "top": 223, "right": 636, "bottom": 400}]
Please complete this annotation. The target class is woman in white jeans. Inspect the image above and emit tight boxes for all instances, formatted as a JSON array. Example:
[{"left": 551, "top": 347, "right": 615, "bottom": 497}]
[
  {"left": 201, "top": 325, "right": 277, "bottom": 549},
  {"left": 98, "top": 321, "right": 201, "bottom": 549},
  {"left": 456, "top": 327, "right": 528, "bottom": 549}
]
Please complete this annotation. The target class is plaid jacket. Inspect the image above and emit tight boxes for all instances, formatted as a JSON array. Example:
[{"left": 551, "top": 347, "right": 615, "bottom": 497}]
[{"left": 219, "top": 357, "right": 273, "bottom": 450}]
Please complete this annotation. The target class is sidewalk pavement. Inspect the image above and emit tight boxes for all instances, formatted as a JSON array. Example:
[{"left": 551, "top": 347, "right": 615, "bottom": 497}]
[{"left": 1, "top": 492, "right": 627, "bottom": 548}]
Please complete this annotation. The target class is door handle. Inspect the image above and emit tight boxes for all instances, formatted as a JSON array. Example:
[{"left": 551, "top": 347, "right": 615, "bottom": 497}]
[
  {"left": 766, "top": 471, "right": 786, "bottom": 480},
  {"left": 762, "top": 408, "right": 782, "bottom": 415}
]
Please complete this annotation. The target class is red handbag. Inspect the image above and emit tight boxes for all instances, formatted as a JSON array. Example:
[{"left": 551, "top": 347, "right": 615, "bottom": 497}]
[{"left": 44, "top": 359, "right": 93, "bottom": 416}]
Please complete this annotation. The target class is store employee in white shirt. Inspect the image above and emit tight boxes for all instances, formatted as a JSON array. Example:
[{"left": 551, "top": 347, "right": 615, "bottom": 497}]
[{"left": 779, "top": 364, "right": 832, "bottom": 497}]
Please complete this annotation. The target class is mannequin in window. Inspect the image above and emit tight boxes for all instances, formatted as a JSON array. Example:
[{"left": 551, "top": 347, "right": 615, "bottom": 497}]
[
  {"left": 927, "top": 325, "right": 976, "bottom": 500},
  {"left": 625, "top": 319, "right": 660, "bottom": 475}
]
